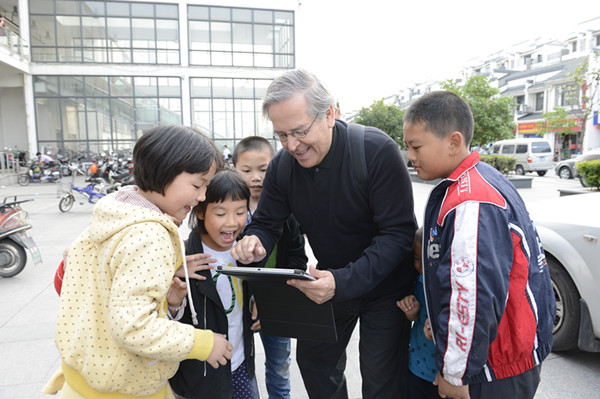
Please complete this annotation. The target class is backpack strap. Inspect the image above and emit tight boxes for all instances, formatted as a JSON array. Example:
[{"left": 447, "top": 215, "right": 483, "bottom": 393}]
[
  {"left": 277, "top": 122, "right": 368, "bottom": 195},
  {"left": 346, "top": 123, "right": 367, "bottom": 194},
  {"left": 276, "top": 148, "right": 293, "bottom": 195}
]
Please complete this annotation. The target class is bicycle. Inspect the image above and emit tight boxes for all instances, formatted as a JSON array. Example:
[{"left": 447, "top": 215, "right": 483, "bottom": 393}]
[{"left": 57, "top": 165, "right": 106, "bottom": 213}]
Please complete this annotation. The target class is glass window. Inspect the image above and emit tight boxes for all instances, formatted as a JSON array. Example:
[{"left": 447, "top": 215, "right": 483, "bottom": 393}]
[
  {"left": 31, "top": 16, "right": 57, "bottom": 46},
  {"left": 535, "top": 92, "right": 544, "bottom": 111},
  {"left": 134, "top": 77, "right": 158, "bottom": 97},
  {"left": 85, "top": 76, "right": 109, "bottom": 97},
  {"left": 156, "top": 4, "right": 178, "bottom": 19},
  {"left": 211, "top": 7, "right": 231, "bottom": 22},
  {"left": 234, "top": 79, "right": 255, "bottom": 98},
  {"left": 212, "top": 79, "right": 233, "bottom": 98},
  {"left": 156, "top": 19, "right": 178, "bottom": 47},
  {"left": 254, "top": 10, "right": 273, "bottom": 24},
  {"left": 30, "top": 0, "right": 55, "bottom": 14},
  {"left": 56, "top": 16, "right": 81, "bottom": 46},
  {"left": 191, "top": 98, "right": 212, "bottom": 134},
  {"left": 501, "top": 145, "right": 515, "bottom": 154},
  {"left": 36, "top": 98, "right": 62, "bottom": 141},
  {"left": 532, "top": 142, "right": 551, "bottom": 153},
  {"left": 131, "top": 3, "right": 154, "bottom": 18},
  {"left": 159, "top": 98, "right": 182, "bottom": 124},
  {"left": 56, "top": 0, "right": 80, "bottom": 15},
  {"left": 106, "top": 2, "right": 130, "bottom": 17},
  {"left": 82, "top": 16, "right": 106, "bottom": 47},
  {"left": 254, "top": 24, "right": 273, "bottom": 52},
  {"left": 132, "top": 18, "right": 155, "bottom": 45},
  {"left": 516, "top": 144, "right": 528, "bottom": 154},
  {"left": 34, "top": 76, "right": 60, "bottom": 95},
  {"left": 189, "top": 21, "right": 210, "bottom": 50},
  {"left": 60, "top": 76, "right": 85, "bottom": 97},
  {"left": 158, "top": 77, "right": 181, "bottom": 97},
  {"left": 211, "top": 22, "right": 232, "bottom": 51},
  {"left": 61, "top": 98, "right": 87, "bottom": 141},
  {"left": 491, "top": 145, "right": 501, "bottom": 154},
  {"left": 82, "top": 2, "right": 105, "bottom": 16},
  {"left": 232, "top": 9, "right": 252, "bottom": 22},
  {"left": 188, "top": 6, "right": 209, "bottom": 20},
  {"left": 188, "top": 6, "right": 294, "bottom": 68},
  {"left": 275, "top": 11, "right": 293, "bottom": 25},
  {"left": 232, "top": 23, "right": 253, "bottom": 52},
  {"left": 191, "top": 78, "right": 212, "bottom": 97}
]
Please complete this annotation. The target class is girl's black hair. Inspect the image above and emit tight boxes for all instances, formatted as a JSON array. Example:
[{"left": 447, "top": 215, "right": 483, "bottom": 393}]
[
  {"left": 133, "top": 124, "right": 224, "bottom": 194},
  {"left": 190, "top": 169, "right": 250, "bottom": 235}
]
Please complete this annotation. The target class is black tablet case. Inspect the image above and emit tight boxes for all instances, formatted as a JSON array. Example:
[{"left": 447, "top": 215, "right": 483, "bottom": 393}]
[{"left": 216, "top": 267, "right": 337, "bottom": 342}]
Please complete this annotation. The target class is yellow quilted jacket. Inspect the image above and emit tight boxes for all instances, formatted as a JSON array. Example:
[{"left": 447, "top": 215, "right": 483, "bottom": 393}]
[{"left": 55, "top": 189, "right": 213, "bottom": 398}]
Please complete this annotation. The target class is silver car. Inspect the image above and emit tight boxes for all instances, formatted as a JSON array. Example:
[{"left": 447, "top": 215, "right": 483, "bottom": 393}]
[
  {"left": 529, "top": 192, "right": 600, "bottom": 352},
  {"left": 555, "top": 149, "right": 600, "bottom": 180}
]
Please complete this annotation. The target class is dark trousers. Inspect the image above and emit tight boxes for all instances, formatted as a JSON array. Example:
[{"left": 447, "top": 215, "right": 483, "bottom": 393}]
[
  {"left": 469, "top": 365, "right": 542, "bottom": 399},
  {"left": 296, "top": 292, "right": 411, "bottom": 399},
  {"left": 408, "top": 370, "right": 442, "bottom": 399}
]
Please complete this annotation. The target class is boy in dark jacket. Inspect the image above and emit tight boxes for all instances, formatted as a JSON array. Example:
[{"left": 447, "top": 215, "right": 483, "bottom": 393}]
[
  {"left": 403, "top": 91, "right": 555, "bottom": 399},
  {"left": 233, "top": 136, "right": 307, "bottom": 399}
]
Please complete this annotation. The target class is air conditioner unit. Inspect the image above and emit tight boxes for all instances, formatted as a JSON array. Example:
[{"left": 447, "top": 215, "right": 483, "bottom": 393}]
[{"left": 518, "top": 104, "right": 531, "bottom": 113}]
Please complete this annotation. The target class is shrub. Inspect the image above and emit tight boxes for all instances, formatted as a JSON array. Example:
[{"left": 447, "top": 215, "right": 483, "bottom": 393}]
[
  {"left": 577, "top": 159, "right": 600, "bottom": 189},
  {"left": 480, "top": 154, "right": 517, "bottom": 176}
]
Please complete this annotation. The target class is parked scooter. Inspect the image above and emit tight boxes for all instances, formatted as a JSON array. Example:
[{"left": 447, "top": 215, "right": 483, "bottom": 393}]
[
  {"left": 0, "top": 197, "right": 42, "bottom": 277},
  {"left": 18, "top": 161, "right": 61, "bottom": 186}
]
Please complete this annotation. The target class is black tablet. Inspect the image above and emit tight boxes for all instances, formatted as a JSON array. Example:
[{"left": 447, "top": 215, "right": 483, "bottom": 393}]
[{"left": 215, "top": 265, "right": 316, "bottom": 281}]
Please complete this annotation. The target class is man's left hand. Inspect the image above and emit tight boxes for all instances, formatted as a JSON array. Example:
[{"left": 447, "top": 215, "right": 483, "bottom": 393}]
[{"left": 287, "top": 265, "right": 335, "bottom": 304}]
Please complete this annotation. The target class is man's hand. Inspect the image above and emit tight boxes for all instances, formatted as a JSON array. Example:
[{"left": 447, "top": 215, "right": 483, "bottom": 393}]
[
  {"left": 230, "top": 235, "right": 267, "bottom": 264},
  {"left": 206, "top": 333, "right": 233, "bottom": 369},
  {"left": 287, "top": 265, "right": 336, "bottom": 304},
  {"left": 397, "top": 295, "right": 420, "bottom": 321},
  {"left": 434, "top": 372, "right": 470, "bottom": 399},
  {"left": 175, "top": 253, "right": 216, "bottom": 280}
]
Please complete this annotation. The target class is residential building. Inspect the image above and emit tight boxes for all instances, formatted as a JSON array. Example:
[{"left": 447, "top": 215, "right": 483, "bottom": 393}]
[{"left": 395, "top": 17, "right": 600, "bottom": 157}]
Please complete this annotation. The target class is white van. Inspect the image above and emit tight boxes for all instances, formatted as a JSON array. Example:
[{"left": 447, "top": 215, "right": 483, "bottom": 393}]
[{"left": 490, "top": 138, "right": 553, "bottom": 176}]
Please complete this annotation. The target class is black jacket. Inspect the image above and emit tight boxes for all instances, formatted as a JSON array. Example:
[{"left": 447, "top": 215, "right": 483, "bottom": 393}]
[
  {"left": 247, "top": 120, "right": 417, "bottom": 302},
  {"left": 169, "top": 231, "right": 256, "bottom": 399},
  {"left": 254, "top": 214, "right": 308, "bottom": 270}
]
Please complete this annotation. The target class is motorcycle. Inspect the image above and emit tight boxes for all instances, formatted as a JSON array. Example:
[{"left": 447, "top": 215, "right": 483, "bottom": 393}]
[
  {"left": 18, "top": 162, "right": 61, "bottom": 186},
  {"left": 0, "top": 197, "right": 42, "bottom": 277}
]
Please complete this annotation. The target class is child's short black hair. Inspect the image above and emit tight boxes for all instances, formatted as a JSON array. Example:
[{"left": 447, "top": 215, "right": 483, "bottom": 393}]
[
  {"left": 190, "top": 169, "right": 250, "bottom": 235},
  {"left": 133, "top": 125, "right": 223, "bottom": 194},
  {"left": 232, "top": 136, "right": 275, "bottom": 166},
  {"left": 404, "top": 91, "right": 474, "bottom": 148}
]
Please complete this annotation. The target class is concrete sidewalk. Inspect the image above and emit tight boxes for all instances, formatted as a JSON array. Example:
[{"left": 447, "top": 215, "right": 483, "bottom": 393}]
[{"left": 0, "top": 173, "right": 593, "bottom": 398}]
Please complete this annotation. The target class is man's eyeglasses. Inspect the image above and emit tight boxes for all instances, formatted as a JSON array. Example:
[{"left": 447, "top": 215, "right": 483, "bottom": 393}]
[{"left": 273, "top": 114, "right": 319, "bottom": 143}]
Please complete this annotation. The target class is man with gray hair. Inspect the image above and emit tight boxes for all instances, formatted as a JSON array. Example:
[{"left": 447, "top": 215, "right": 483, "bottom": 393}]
[{"left": 231, "top": 69, "right": 417, "bottom": 398}]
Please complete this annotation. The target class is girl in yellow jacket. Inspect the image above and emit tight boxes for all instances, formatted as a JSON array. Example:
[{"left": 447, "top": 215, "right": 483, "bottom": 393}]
[{"left": 54, "top": 125, "right": 230, "bottom": 399}]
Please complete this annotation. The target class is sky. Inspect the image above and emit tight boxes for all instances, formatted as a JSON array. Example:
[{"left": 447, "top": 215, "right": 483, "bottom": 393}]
[{"left": 292, "top": 0, "right": 600, "bottom": 113}]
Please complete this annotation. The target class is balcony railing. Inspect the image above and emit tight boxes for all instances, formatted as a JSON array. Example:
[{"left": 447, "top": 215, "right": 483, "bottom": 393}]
[{"left": 0, "top": 25, "right": 29, "bottom": 61}]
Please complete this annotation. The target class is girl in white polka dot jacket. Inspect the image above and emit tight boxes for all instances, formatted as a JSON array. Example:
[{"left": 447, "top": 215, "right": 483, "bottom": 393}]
[{"left": 54, "top": 125, "right": 232, "bottom": 399}]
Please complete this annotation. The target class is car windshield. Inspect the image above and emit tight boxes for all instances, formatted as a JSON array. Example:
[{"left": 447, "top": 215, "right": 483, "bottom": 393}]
[{"left": 532, "top": 142, "right": 551, "bottom": 153}]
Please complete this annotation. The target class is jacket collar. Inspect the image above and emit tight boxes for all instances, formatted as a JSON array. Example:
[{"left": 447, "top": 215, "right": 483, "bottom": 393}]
[{"left": 447, "top": 151, "right": 480, "bottom": 182}]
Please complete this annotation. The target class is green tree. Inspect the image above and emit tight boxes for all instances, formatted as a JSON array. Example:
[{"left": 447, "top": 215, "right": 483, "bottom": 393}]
[
  {"left": 354, "top": 99, "right": 405, "bottom": 146},
  {"left": 536, "top": 106, "right": 578, "bottom": 159},
  {"left": 567, "top": 54, "right": 600, "bottom": 151},
  {"left": 442, "top": 75, "right": 515, "bottom": 146}
]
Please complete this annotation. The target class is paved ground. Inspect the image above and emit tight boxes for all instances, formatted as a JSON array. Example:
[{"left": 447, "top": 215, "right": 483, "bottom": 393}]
[{"left": 0, "top": 171, "right": 599, "bottom": 398}]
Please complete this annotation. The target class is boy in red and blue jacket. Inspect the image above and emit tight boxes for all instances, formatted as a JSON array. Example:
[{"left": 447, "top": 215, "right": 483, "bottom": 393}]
[{"left": 403, "top": 91, "right": 555, "bottom": 399}]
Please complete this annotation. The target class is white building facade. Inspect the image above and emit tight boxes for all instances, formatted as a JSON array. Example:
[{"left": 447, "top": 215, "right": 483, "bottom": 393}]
[{"left": 0, "top": 0, "right": 296, "bottom": 163}]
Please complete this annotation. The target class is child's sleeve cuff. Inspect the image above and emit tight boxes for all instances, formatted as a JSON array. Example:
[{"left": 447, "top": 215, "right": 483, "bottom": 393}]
[{"left": 185, "top": 329, "right": 214, "bottom": 361}]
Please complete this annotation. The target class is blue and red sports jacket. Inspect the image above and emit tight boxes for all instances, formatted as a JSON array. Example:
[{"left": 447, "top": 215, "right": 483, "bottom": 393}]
[{"left": 423, "top": 152, "right": 555, "bottom": 385}]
